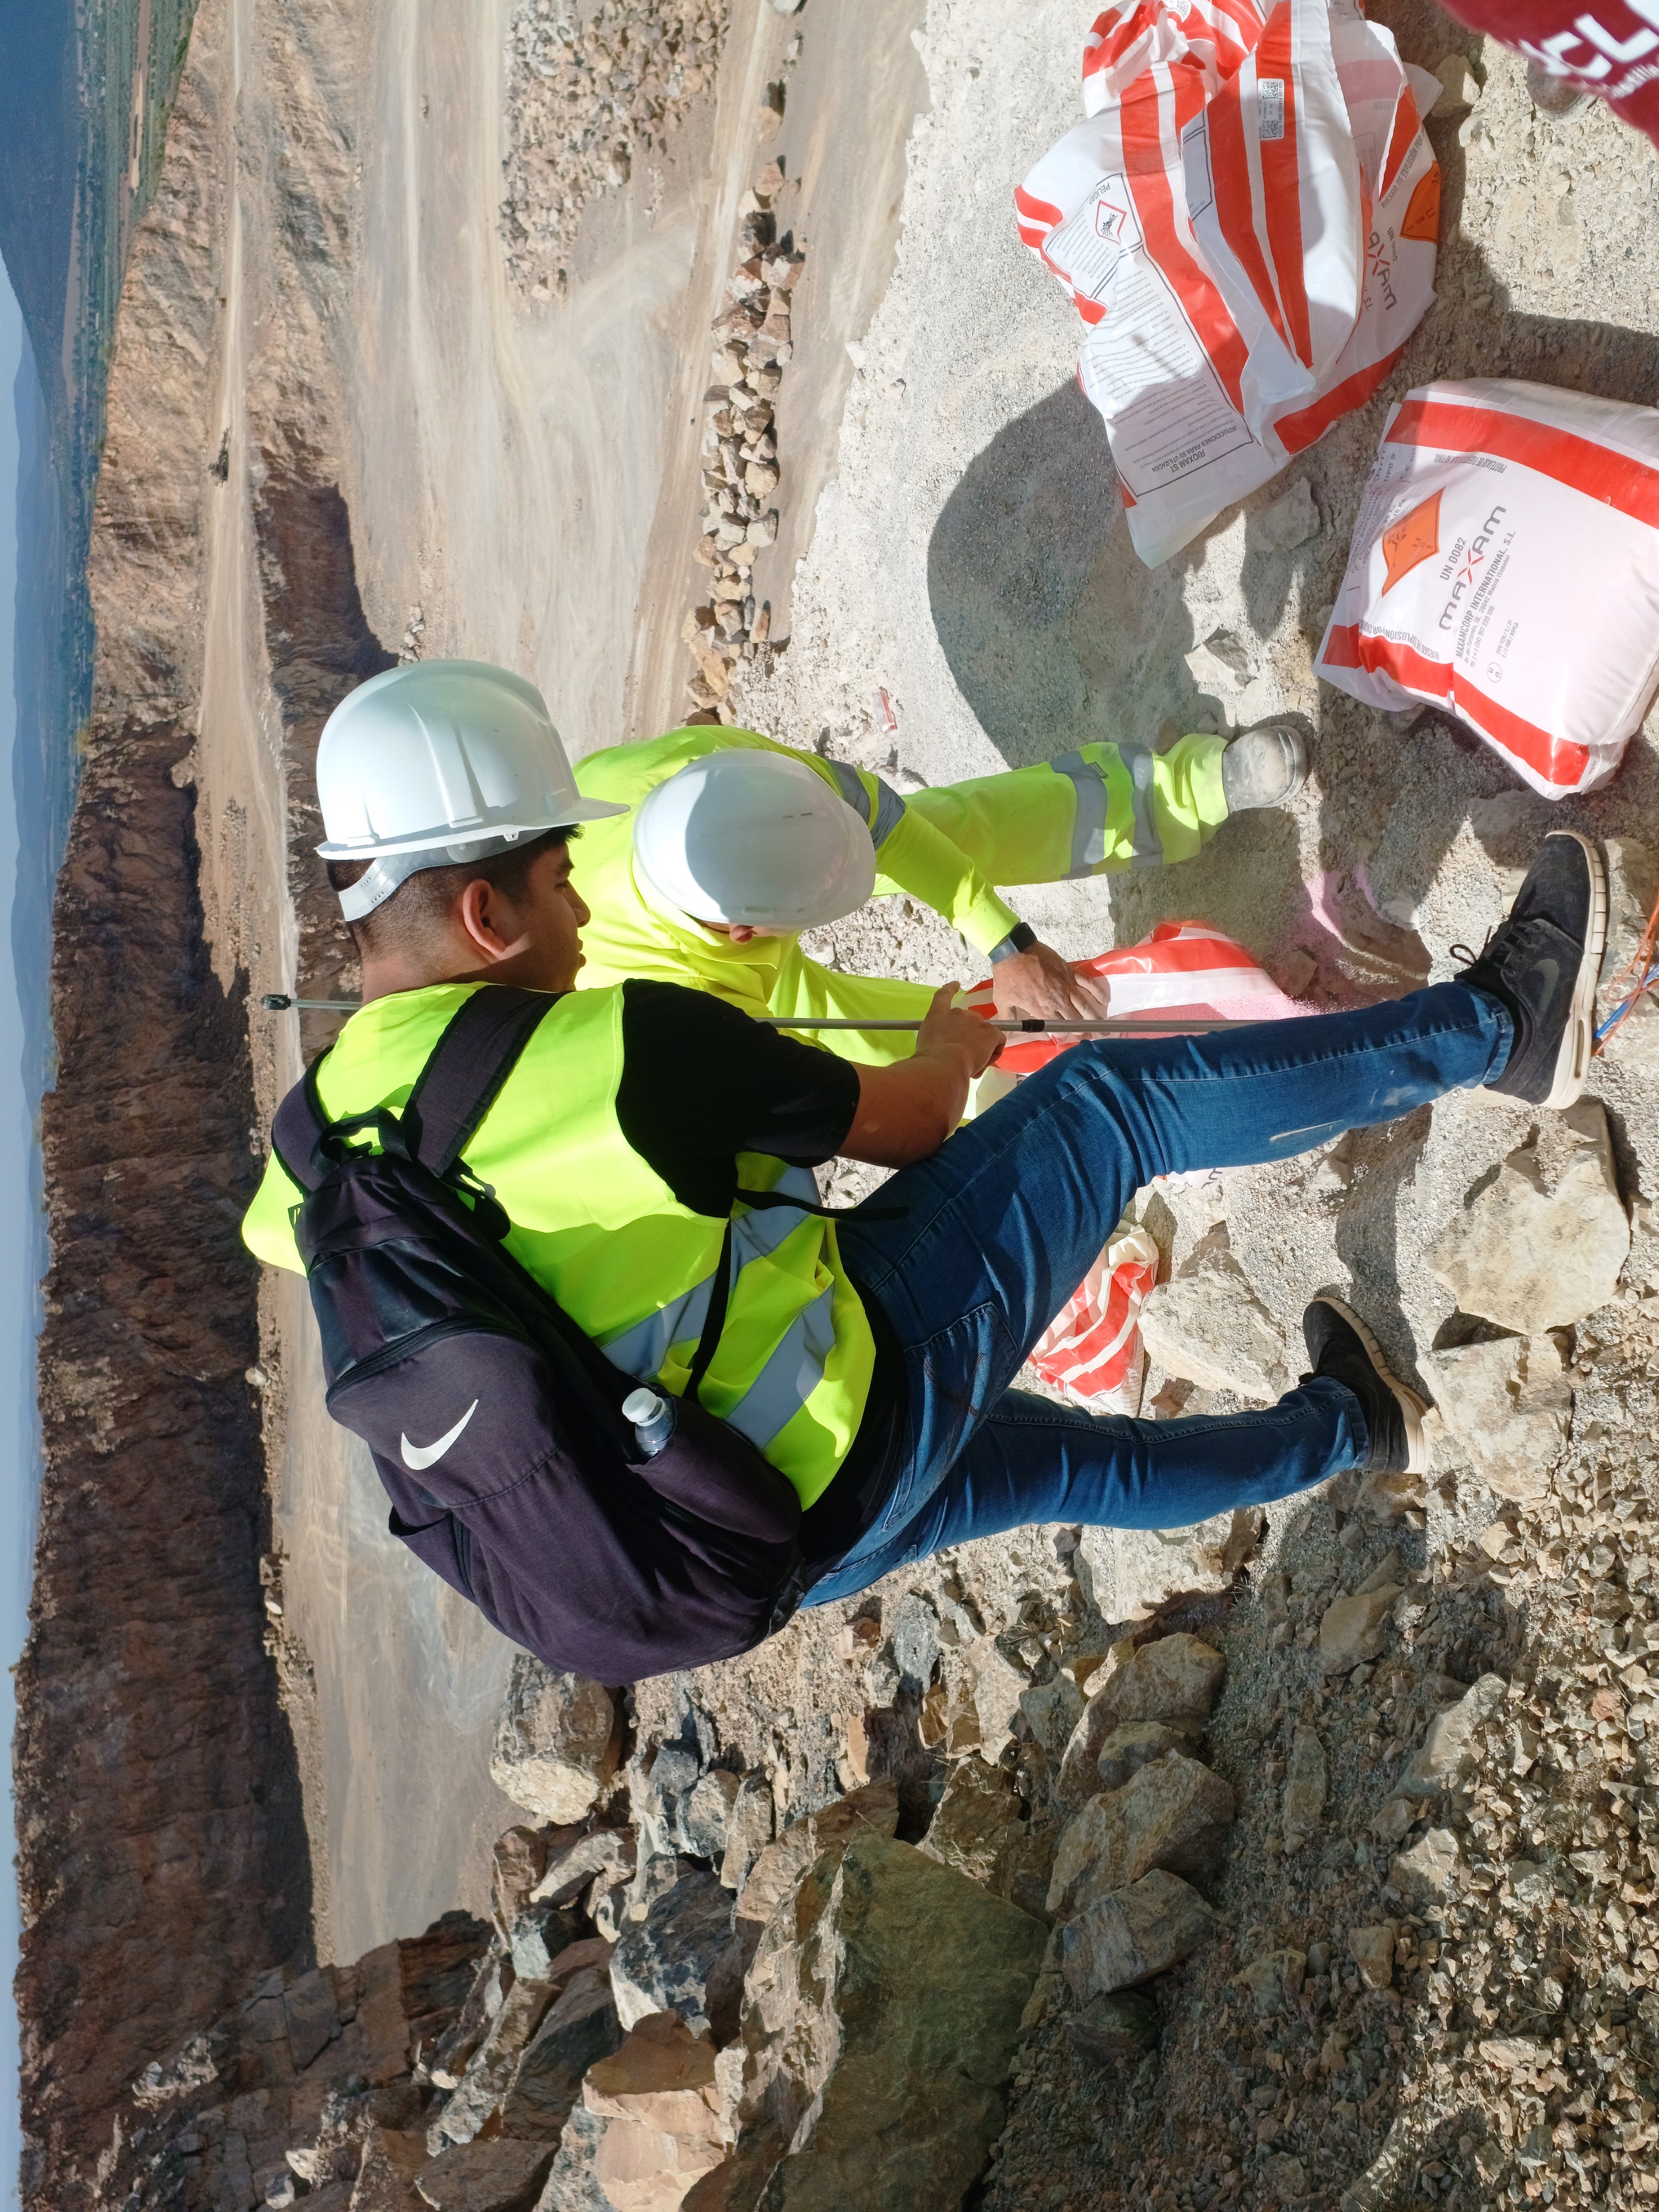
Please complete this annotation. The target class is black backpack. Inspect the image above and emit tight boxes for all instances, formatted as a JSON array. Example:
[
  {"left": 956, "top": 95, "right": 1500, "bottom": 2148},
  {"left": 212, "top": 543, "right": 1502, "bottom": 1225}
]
[{"left": 270, "top": 985, "right": 807, "bottom": 1683}]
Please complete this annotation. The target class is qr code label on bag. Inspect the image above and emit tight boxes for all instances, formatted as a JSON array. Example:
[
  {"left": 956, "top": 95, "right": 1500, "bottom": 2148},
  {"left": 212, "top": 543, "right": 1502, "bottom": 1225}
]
[{"left": 1258, "top": 76, "right": 1285, "bottom": 138}]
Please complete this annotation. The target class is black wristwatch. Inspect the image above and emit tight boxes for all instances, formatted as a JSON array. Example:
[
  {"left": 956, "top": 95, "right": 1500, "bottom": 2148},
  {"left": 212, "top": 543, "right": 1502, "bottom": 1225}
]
[{"left": 988, "top": 922, "right": 1039, "bottom": 964}]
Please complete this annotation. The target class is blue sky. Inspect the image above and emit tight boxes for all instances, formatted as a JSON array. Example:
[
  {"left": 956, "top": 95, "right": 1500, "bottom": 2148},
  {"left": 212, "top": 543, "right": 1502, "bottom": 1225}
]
[{"left": 0, "top": 252, "right": 32, "bottom": 2212}]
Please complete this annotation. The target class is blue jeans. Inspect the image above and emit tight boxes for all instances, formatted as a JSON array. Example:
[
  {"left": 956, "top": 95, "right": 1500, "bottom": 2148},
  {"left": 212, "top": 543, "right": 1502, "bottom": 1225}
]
[{"left": 806, "top": 981, "right": 1511, "bottom": 1605}]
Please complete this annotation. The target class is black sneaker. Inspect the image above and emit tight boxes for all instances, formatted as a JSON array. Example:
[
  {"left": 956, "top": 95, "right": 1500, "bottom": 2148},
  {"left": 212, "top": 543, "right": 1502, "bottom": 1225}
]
[
  {"left": 1454, "top": 830, "right": 1606, "bottom": 1110},
  {"left": 1303, "top": 1297, "right": 1428, "bottom": 1475}
]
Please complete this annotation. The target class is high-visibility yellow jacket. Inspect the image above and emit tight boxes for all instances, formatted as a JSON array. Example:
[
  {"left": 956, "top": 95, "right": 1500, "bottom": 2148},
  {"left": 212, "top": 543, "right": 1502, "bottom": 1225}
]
[
  {"left": 242, "top": 983, "right": 872, "bottom": 1506},
  {"left": 571, "top": 727, "right": 1228, "bottom": 1064}
]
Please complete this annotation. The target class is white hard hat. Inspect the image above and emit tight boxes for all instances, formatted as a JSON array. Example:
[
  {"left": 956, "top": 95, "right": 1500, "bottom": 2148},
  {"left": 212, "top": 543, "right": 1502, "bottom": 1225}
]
[
  {"left": 315, "top": 660, "right": 627, "bottom": 920},
  {"left": 632, "top": 750, "right": 877, "bottom": 931}
]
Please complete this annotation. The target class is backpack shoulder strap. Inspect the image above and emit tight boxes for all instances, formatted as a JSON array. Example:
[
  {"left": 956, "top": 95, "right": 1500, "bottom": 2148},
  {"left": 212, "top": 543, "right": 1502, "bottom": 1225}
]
[{"left": 401, "top": 986, "right": 556, "bottom": 1176}]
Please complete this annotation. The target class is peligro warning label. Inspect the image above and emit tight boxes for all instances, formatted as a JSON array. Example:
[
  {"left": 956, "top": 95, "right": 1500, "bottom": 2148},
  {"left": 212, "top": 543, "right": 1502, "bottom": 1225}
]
[{"left": 1078, "top": 249, "right": 1256, "bottom": 495}]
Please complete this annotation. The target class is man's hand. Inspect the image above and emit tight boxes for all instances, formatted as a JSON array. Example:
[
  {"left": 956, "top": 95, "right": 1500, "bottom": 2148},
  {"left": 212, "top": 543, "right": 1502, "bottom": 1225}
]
[
  {"left": 843, "top": 984, "right": 1003, "bottom": 1167},
  {"left": 916, "top": 980, "right": 1005, "bottom": 1078},
  {"left": 991, "top": 940, "right": 1111, "bottom": 1022}
]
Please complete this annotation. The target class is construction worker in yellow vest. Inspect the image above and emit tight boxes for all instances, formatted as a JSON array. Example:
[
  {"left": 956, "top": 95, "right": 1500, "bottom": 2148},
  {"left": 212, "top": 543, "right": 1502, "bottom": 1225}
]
[
  {"left": 569, "top": 718, "right": 1307, "bottom": 1061},
  {"left": 243, "top": 658, "right": 1603, "bottom": 1680}
]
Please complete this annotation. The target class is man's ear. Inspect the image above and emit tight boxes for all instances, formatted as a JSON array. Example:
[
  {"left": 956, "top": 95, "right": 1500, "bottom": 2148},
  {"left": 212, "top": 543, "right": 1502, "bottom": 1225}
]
[{"left": 457, "top": 877, "right": 515, "bottom": 962}]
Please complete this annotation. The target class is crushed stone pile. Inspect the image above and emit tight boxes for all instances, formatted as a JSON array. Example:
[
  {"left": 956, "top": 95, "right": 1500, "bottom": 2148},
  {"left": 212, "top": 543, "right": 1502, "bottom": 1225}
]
[{"left": 500, "top": 0, "right": 729, "bottom": 300}]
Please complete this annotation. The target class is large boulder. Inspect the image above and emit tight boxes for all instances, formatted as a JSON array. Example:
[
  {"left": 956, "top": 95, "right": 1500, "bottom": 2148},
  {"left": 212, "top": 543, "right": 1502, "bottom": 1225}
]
[
  {"left": 1075, "top": 1507, "right": 1262, "bottom": 1625},
  {"left": 1428, "top": 1101, "right": 1629, "bottom": 1333},
  {"left": 1087, "top": 1635, "right": 1227, "bottom": 1730},
  {"left": 918, "top": 1757, "right": 1028, "bottom": 1895},
  {"left": 1428, "top": 1333, "right": 1572, "bottom": 1501},
  {"left": 1060, "top": 1869, "right": 1224, "bottom": 2001},
  {"left": 611, "top": 1870, "right": 743, "bottom": 2042},
  {"left": 413, "top": 2138, "right": 554, "bottom": 2212},
  {"left": 714, "top": 1832, "right": 1047, "bottom": 2209},
  {"left": 584, "top": 2011, "right": 733, "bottom": 2212},
  {"left": 734, "top": 1780, "right": 899, "bottom": 1940},
  {"left": 497, "top": 1964, "right": 620, "bottom": 2142},
  {"left": 1138, "top": 1252, "right": 1292, "bottom": 1401},
  {"left": 1047, "top": 1755, "right": 1235, "bottom": 1919},
  {"left": 490, "top": 1657, "right": 618, "bottom": 1827}
]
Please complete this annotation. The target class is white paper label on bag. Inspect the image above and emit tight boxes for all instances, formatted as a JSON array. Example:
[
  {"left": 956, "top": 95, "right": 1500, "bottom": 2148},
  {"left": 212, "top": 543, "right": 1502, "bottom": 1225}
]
[{"left": 1256, "top": 76, "right": 1285, "bottom": 137}]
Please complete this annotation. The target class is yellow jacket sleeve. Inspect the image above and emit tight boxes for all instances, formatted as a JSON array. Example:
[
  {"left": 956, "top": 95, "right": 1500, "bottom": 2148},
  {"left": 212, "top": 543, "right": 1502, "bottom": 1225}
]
[{"left": 868, "top": 800, "right": 1019, "bottom": 955}]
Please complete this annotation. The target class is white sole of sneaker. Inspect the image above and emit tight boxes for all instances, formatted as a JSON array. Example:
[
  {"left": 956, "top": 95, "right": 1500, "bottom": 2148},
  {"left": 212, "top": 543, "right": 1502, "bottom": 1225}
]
[
  {"left": 1318, "top": 1296, "right": 1430, "bottom": 1475},
  {"left": 1541, "top": 830, "right": 1608, "bottom": 1112}
]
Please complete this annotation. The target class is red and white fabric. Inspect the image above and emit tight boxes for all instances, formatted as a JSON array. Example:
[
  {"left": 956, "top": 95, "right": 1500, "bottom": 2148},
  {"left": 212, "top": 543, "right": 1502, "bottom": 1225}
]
[
  {"left": 969, "top": 920, "right": 1306, "bottom": 1408},
  {"left": 1316, "top": 378, "right": 1659, "bottom": 797},
  {"left": 1015, "top": 0, "right": 1441, "bottom": 566},
  {"left": 1029, "top": 1215, "right": 1160, "bottom": 1411},
  {"left": 962, "top": 918, "right": 1306, "bottom": 1073}
]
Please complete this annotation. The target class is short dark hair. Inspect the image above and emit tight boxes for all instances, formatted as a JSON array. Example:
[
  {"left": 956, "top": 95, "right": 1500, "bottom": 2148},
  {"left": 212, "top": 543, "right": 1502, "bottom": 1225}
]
[{"left": 327, "top": 827, "right": 578, "bottom": 959}]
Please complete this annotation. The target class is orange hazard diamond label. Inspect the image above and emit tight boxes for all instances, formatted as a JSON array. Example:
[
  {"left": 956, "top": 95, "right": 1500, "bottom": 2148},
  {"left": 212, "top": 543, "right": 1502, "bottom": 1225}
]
[
  {"left": 1400, "top": 165, "right": 1441, "bottom": 245},
  {"left": 1380, "top": 489, "right": 1443, "bottom": 594}
]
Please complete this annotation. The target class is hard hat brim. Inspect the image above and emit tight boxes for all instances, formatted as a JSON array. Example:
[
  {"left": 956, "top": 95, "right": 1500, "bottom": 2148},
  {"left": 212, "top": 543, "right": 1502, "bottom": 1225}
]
[{"left": 316, "top": 792, "right": 628, "bottom": 862}]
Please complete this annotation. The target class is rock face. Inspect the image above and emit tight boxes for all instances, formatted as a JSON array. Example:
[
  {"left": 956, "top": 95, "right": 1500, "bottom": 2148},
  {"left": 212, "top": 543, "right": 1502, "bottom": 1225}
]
[
  {"left": 1047, "top": 1755, "right": 1236, "bottom": 1919},
  {"left": 1060, "top": 1869, "right": 1224, "bottom": 2000},
  {"left": 611, "top": 1870, "right": 743, "bottom": 2041},
  {"left": 491, "top": 1658, "right": 618, "bottom": 1828},
  {"left": 716, "top": 1832, "right": 1047, "bottom": 2209},
  {"left": 584, "top": 2012, "right": 733, "bottom": 2212},
  {"left": 1428, "top": 1102, "right": 1630, "bottom": 1333},
  {"left": 1429, "top": 1334, "right": 1572, "bottom": 1500},
  {"left": 1138, "top": 1259, "right": 1292, "bottom": 1400},
  {"left": 85, "top": 1912, "right": 492, "bottom": 2212},
  {"left": 496, "top": 1966, "right": 621, "bottom": 2144},
  {"left": 1075, "top": 1507, "right": 1263, "bottom": 1624}
]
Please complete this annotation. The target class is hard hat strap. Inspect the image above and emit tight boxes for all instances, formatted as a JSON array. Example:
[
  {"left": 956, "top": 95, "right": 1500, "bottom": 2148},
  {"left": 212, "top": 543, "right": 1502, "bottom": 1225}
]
[{"left": 336, "top": 832, "right": 530, "bottom": 922}]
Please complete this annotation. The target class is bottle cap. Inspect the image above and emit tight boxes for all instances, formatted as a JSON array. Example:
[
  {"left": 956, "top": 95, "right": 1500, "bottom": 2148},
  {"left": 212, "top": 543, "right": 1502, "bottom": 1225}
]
[{"left": 622, "top": 1387, "right": 664, "bottom": 1425}]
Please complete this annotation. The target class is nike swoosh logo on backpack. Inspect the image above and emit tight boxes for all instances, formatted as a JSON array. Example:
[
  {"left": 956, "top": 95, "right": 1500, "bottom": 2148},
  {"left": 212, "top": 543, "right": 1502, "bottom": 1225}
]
[{"left": 400, "top": 1400, "right": 479, "bottom": 1471}]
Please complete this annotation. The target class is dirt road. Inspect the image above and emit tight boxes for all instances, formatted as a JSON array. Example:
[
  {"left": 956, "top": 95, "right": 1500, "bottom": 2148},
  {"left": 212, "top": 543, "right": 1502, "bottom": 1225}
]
[{"left": 187, "top": 0, "right": 935, "bottom": 1958}]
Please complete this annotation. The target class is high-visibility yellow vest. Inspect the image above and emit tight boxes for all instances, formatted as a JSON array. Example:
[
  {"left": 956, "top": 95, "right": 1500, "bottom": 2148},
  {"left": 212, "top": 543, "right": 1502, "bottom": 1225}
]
[{"left": 242, "top": 983, "right": 873, "bottom": 1507}]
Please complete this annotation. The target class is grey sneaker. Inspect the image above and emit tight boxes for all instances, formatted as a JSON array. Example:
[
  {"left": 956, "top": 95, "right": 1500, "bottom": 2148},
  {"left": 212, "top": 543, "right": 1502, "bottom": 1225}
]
[
  {"left": 1220, "top": 724, "right": 1308, "bottom": 812},
  {"left": 1303, "top": 1298, "right": 1429, "bottom": 1475}
]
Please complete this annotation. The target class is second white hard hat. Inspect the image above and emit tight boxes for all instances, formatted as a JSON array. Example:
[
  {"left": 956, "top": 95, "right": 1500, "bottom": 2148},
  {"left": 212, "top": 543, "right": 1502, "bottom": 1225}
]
[
  {"left": 315, "top": 660, "right": 628, "bottom": 920},
  {"left": 632, "top": 750, "right": 877, "bottom": 931}
]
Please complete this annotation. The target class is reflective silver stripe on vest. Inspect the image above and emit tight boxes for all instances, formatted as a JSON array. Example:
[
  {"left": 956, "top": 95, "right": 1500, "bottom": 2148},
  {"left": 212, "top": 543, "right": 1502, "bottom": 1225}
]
[
  {"left": 1051, "top": 750, "right": 1110, "bottom": 877},
  {"left": 725, "top": 1278, "right": 839, "bottom": 1451},
  {"left": 597, "top": 1167, "right": 821, "bottom": 1388},
  {"left": 1120, "top": 743, "right": 1164, "bottom": 869}
]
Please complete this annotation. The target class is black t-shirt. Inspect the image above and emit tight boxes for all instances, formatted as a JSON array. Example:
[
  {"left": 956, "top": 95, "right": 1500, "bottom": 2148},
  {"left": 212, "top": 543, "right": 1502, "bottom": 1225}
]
[
  {"left": 612, "top": 980, "right": 906, "bottom": 1564},
  {"left": 613, "top": 979, "right": 861, "bottom": 1214}
]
